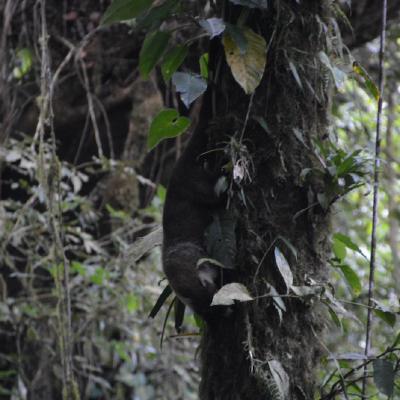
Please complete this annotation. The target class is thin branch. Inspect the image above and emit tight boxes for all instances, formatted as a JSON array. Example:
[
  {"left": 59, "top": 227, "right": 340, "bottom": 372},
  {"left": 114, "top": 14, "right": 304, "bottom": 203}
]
[{"left": 361, "top": 0, "right": 387, "bottom": 398}]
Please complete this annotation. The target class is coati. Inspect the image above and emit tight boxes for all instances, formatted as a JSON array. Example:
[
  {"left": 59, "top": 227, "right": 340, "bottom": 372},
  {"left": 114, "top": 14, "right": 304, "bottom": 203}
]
[{"left": 162, "top": 91, "right": 226, "bottom": 320}]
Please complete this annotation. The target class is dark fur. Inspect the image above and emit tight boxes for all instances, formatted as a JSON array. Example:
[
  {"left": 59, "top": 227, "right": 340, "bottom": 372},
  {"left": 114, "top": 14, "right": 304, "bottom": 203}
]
[{"left": 162, "top": 95, "right": 224, "bottom": 320}]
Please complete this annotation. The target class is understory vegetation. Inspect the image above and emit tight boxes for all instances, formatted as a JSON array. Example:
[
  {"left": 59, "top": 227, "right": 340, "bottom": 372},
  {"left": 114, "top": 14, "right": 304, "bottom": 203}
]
[{"left": 0, "top": 0, "right": 399, "bottom": 399}]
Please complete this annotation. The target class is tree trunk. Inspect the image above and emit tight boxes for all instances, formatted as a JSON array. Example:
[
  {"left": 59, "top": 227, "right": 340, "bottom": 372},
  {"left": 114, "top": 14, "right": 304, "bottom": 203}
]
[{"left": 200, "top": 2, "right": 333, "bottom": 398}]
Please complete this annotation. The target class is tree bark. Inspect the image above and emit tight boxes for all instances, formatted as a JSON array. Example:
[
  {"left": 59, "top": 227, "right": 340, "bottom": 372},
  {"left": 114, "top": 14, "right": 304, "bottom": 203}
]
[{"left": 200, "top": 2, "right": 333, "bottom": 398}]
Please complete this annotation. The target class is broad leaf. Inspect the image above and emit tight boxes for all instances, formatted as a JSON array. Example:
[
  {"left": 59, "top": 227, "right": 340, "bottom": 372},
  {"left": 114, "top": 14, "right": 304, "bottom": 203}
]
[
  {"left": 161, "top": 45, "right": 188, "bottom": 82},
  {"left": 373, "top": 359, "right": 394, "bottom": 397},
  {"left": 139, "top": 30, "right": 170, "bottom": 79},
  {"left": 172, "top": 72, "right": 207, "bottom": 108},
  {"left": 333, "top": 233, "right": 364, "bottom": 256},
  {"left": 353, "top": 61, "right": 380, "bottom": 100},
  {"left": 101, "top": 0, "right": 153, "bottom": 25},
  {"left": 199, "top": 18, "right": 226, "bottom": 38},
  {"left": 374, "top": 309, "right": 396, "bottom": 327},
  {"left": 332, "top": 236, "right": 346, "bottom": 261},
  {"left": 274, "top": 247, "right": 293, "bottom": 292},
  {"left": 147, "top": 109, "right": 191, "bottom": 149},
  {"left": 136, "top": 0, "right": 178, "bottom": 30},
  {"left": 337, "top": 264, "right": 361, "bottom": 296},
  {"left": 223, "top": 26, "right": 266, "bottom": 94},
  {"left": 211, "top": 283, "right": 253, "bottom": 306}
]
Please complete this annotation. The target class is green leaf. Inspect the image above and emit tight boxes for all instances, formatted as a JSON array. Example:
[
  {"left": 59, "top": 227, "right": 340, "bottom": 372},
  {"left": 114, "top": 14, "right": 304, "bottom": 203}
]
[
  {"left": 327, "top": 306, "right": 342, "bottom": 329},
  {"left": 332, "top": 236, "right": 346, "bottom": 261},
  {"left": 156, "top": 184, "right": 166, "bottom": 202},
  {"left": 148, "top": 284, "right": 173, "bottom": 318},
  {"left": 336, "top": 264, "right": 361, "bottom": 296},
  {"left": 333, "top": 233, "right": 359, "bottom": 252},
  {"left": 13, "top": 48, "right": 33, "bottom": 79},
  {"left": 353, "top": 61, "right": 380, "bottom": 101},
  {"left": 136, "top": 0, "right": 179, "bottom": 30},
  {"left": 172, "top": 72, "right": 207, "bottom": 108},
  {"left": 71, "top": 261, "right": 87, "bottom": 276},
  {"left": 333, "top": 232, "right": 367, "bottom": 259},
  {"left": 139, "top": 30, "right": 170, "bottom": 79},
  {"left": 113, "top": 341, "right": 130, "bottom": 362},
  {"left": 161, "top": 45, "right": 188, "bottom": 82},
  {"left": 124, "top": 294, "right": 140, "bottom": 312},
  {"left": 101, "top": 0, "right": 154, "bottom": 25},
  {"left": 374, "top": 309, "right": 396, "bottom": 327},
  {"left": 90, "top": 267, "right": 107, "bottom": 285},
  {"left": 373, "top": 359, "right": 394, "bottom": 397},
  {"left": 199, "top": 53, "right": 209, "bottom": 79},
  {"left": 393, "top": 331, "right": 400, "bottom": 347},
  {"left": 147, "top": 108, "right": 191, "bottom": 150},
  {"left": 194, "top": 313, "right": 205, "bottom": 329}
]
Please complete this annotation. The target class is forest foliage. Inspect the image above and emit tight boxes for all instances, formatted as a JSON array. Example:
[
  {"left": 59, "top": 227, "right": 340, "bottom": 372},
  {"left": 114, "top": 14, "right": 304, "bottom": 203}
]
[{"left": 0, "top": 0, "right": 399, "bottom": 399}]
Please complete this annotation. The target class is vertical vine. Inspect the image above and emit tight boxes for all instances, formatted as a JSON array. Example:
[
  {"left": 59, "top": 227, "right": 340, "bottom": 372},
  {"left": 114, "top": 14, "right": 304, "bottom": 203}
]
[
  {"left": 361, "top": 0, "right": 387, "bottom": 397},
  {"left": 35, "top": 1, "right": 79, "bottom": 398}
]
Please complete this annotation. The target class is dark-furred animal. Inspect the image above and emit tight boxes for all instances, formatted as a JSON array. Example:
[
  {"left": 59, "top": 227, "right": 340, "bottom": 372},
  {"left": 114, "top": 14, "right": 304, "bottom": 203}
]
[{"left": 162, "top": 93, "right": 225, "bottom": 320}]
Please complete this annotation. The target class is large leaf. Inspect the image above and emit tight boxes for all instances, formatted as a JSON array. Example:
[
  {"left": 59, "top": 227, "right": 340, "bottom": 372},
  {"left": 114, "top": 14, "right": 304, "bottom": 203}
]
[
  {"left": 147, "top": 109, "right": 191, "bottom": 149},
  {"left": 274, "top": 247, "right": 293, "bottom": 293},
  {"left": 172, "top": 72, "right": 207, "bottom": 108},
  {"left": 139, "top": 30, "right": 170, "bottom": 79},
  {"left": 333, "top": 232, "right": 366, "bottom": 258},
  {"left": 161, "top": 45, "right": 188, "bottom": 82},
  {"left": 353, "top": 61, "right": 380, "bottom": 101},
  {"left": 211, "top": 283, "right": 253, "bottom": 306},
  {"left": 336, "top": 264, "right": 361, "bottom": 296},
  {"left": 136, "top": 0, "right": 178, "bottom": 30},
  {"left": 374, "top": 309, "right": 396, "bottom": 327},
  {"left": 223, "top": 26, "right": 266, "bottom": 94},
  {"left": 332, "top": 235, "right": 346, "bottom": 261},
  {"left": 101, "top": 0, "right": 153, "bottom": 25},
  {"left": 373, "top": 359, "right": 394, "bottom": 397}
]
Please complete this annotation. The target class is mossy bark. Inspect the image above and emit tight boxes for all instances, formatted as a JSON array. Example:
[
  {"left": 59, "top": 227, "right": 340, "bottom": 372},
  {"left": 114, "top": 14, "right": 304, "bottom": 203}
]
[{"left": 200, "top": 1, "right": 333, "bottom": 399}]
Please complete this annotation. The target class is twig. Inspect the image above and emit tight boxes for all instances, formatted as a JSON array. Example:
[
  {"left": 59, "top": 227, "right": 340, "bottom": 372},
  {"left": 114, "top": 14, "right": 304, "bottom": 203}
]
[{"left": 361, "top": 0, "right": 387, "bottom": 398}]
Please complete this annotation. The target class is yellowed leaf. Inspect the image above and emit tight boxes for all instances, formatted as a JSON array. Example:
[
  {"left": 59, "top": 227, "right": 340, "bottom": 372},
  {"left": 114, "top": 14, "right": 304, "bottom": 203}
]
[{"left": 223, "top": 27, "right": 266, "bottom": 94}]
